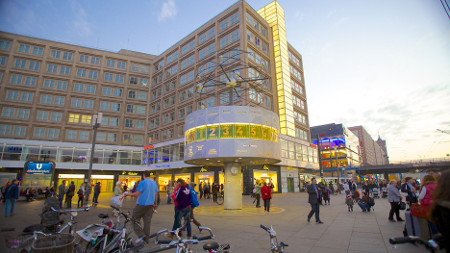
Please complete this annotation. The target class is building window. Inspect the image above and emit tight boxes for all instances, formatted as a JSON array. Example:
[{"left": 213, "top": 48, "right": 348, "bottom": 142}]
[
  {"left": 0, "top": 40, "right": 11, "bottom": 50},
  {"left": 48, "top": 128, "right": 59, "bottom": 138},
  {"left": 66, "top": 130, "right": 77, "bottom": 140},
  {"left": 50, "top": 49, "right": 61, "bottom": 59},
  {"left": 13, "top": 126, "right": 26, "bottom": 136},
  {"left": 0, "top": 125, "right": 11, "bottom": 135},
  {"left": 37, "top": 111, "right": 49, "bottom": 120},
  {"left": 17, "top": 109, "right": 30, "bottom": 119},
  {"left": 34, "top": 127, "right": 46, "bottom": 137}
]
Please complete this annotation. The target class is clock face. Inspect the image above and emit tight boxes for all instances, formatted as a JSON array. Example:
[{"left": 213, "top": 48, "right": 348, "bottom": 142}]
[{"left": 231, "top": 167, "right": 238, "bottom": 175}]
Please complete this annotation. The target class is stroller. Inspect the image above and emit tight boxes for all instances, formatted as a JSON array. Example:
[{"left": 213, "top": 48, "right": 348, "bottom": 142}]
[
  {"left": 372, "top": 188, "right": 380, "bottom": 198},
  {"left": 381, "top": 187, "right": 388, "bottom": 198}
]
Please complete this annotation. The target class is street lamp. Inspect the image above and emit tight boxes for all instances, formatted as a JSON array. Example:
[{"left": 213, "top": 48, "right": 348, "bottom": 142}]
[
  {"left": 334, "top": 146, "right": 340, "bottom": 192},
  {"left": 85, "top": 112, "right": 102, "bottom": 204}
]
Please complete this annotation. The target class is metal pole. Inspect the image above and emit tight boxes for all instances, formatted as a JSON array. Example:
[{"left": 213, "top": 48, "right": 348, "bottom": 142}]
[
  {"left": 317, "top": 134, "right": 323, "bottom": 178},
  {"left": 85, "top": 113, "right": 101, "bottom": 204},
  {"left": 335, "top": 147, "right": 340, "bottom": 193}
]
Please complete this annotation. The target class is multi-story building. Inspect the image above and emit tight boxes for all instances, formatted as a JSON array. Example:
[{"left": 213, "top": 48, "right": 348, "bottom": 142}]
[
  {"left": 0, "top": 1, "right": 318, "bottom": 193},
  {"left": 310, "top": 123, "right": 361, "bottom": 171},
  {"left": 348, "top": 126, "right": 389, "bottom": 166}
]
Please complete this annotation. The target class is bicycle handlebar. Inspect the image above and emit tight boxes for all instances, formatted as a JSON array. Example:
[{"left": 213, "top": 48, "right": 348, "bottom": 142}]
[
  {"left": 51, "top": 206, "right": 90, "bottom": 213},
  {"left": 260, "top": 224, "right": 269, "bottom": 232}
]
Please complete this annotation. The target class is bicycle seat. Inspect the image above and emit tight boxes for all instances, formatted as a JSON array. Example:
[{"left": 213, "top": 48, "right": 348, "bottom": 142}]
[
  {"left": 22, "top": 224, "right": 44, "bottom": 235},
  {"left": 98, "top": 213, "right": 109, "bottom": 219},
  {"left": 203, "top": 242, "right": 220, "bottom": 250}
]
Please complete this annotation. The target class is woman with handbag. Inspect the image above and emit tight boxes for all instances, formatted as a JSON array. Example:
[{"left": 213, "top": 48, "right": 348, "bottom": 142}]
[{"left": 388, "top": 180, "right": 404, "bottom": 222}]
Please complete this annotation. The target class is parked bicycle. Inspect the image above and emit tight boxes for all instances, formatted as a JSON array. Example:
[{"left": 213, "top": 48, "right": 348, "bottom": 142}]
[
  {"left": 260, "top": 225, "right": 288, "bottom": 253},
  {"left": 214, "top": 191, "right": 224, "bottom": 206},
  {"left": 389, "top": 234, "right": 445, "bottom": 253},
  {"left": 76, "top": 205, "right": 133, "bottom": 253}
]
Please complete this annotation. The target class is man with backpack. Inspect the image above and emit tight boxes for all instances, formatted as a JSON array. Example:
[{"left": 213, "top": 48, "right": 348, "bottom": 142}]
[{"left": 65, "top": 181, "right": 75, "bottom": 208}]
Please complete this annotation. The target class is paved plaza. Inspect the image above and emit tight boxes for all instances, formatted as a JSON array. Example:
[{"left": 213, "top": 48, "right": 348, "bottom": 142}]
[{"left": 0, "top": 192, "right": 431, "bottom": 253}]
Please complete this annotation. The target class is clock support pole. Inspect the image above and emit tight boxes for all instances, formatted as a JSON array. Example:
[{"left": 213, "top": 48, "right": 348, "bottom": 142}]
[{"left": 224, "top": 162, "right": 242, "bottom": 210}]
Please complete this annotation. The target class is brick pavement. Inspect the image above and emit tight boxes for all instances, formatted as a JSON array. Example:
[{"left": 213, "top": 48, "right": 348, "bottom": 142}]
[{"left": 0, "top": 192, "right": 433, "bottom": 252}]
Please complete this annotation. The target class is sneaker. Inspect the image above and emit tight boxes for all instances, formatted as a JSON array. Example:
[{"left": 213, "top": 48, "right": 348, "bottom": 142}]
[
  {"left": 397, "top": 218, "right": 404, "bottom": 222},
  {"left": 316, "top": 221, "right": 324, "bottom": 224},
  {"left": 388, "top": 219, "right": 396, "bottom": 222}
]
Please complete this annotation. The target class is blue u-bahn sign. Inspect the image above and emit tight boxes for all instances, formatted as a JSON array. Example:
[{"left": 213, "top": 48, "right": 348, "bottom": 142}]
[{"left": 25, "top": 161, "right": 55, "bottom": 174}]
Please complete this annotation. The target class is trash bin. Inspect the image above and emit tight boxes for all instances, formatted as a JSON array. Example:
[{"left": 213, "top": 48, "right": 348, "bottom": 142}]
[{"left": 31, "top": 233, "right": 75, "bottom": 253}]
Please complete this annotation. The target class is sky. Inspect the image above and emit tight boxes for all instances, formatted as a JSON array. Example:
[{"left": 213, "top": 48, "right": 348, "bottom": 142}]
[{"left": 0, "top": 0, "right": 449, "bottom": 163}]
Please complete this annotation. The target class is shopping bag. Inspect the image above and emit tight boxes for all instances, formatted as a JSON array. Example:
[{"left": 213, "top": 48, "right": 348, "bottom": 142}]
[
  {"left": 410, "top": 203, "right": 430, "bottom": 220},
  {"left": 111, "top": 194, "right": 125, "bottom": 208},
  {"left": 399, "top": 200, "right": 406, "bottom": 210}
]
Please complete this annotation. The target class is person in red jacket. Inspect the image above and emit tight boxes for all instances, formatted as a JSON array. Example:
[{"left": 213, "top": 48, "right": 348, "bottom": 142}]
[{"left": 261, "top": 181, "right": 272, "bottom": 212}]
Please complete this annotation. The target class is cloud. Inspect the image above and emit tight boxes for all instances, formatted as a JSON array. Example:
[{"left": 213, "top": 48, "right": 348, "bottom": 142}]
[
  {"left": 70, "top": 0, "right": 91, "bottom": 36},
  {"left": 158, "top": 0, "right": 177, "bottom": 23}
]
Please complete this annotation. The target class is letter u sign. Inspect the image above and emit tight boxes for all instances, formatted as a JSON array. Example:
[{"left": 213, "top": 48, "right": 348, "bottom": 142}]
[{"left": 36, "top": 163, "right": 42, "bottom": 170}]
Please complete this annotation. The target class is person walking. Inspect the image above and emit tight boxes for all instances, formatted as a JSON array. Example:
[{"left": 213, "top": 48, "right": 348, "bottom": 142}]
[
  {"left": 114, "top": 181, "right": 123, "bottom": 196},
  {"left": 65, "top": 181, "right": 75, "bottom": 208},
  {"left": 93, "top": 182, "right": 101, "bottom": 204},
  {"left": 198, "top": 181, "right": 203, "bottom": 200},
  {"left": 4, "top": 179, "right": 19, "bottom": 217},
  {"left": 171, "top": 178, "right": 193, "bottom": 239},
  {"left": 388, "top": 180, "right": 404, "bottom": 222},
  {"left": 307, "top": 178, "right": 323, "bottom": 224},
  {"left": 189, "top": 182, "right": 202, "bottom": 229},
  {"left": 124, "top": 170, "right": 159, "bottom": 244},
  {"left": 261, "top": 181, "right": 272, "bottom": 212},
  {"left": 212, "top": 183, "right": 219, "bottom": 203},
  {"left": 254, "top": 180, "right": 262, "bottom": 208},
  {"left": 77, "top": 183, "right": 86, "bottom": 208},
  {"left": 57, "top": 180, "right": 66, "bottom": 208},
  {"left": 166, "top": 181, "right": 173, "bottom": 204}
]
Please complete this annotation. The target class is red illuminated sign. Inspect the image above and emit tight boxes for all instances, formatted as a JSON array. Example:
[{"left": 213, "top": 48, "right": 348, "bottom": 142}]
[{"left": 144, "top": 145, "right": 154, "bottom": 150}]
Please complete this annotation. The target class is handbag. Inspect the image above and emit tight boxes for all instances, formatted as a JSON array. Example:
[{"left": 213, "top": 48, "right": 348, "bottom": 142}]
[
  {"left": 399, "top": 200, "right": 406, "bottom": 210},
  {"left": 410, "top": 203, "right": 430, "bottom": 219}
]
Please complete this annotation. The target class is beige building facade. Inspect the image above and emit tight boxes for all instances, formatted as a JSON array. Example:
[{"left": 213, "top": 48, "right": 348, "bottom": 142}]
[{"left": 0, "top": 1, "right": 317, "bottom": 193}]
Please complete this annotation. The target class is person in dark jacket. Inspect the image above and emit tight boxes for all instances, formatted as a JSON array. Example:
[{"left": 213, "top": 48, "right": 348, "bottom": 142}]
[
  {"left": 58, "top": 180, "right": 66, "bottom": 208},
  {"left": 93, "top": 182, "right": 101, "bottom": 204},
  {"left": 171, "top": 178, "right": 192, "bottom": 239},
  {"left": 65, "top": 181, "right": 75, "bottom": 208},
  {"left": 401, "top": 177, "right": 418, "bottom": 207},
  {"left": 307, "top": 178, "right": 323, "bottom": 224},
  {"left": 4, "top": 179, "right": 19, "bottom": 217}
]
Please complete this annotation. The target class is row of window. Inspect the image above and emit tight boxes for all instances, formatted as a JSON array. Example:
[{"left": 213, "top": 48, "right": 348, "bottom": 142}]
[
  {"left": 295, "top": 127, "right": 309, "bottom": 141},
  {"left": 292, "top": 95, "right": 306, "bottom": 110},
  {"left": 14, "top": 58, "right": 41, "bottom": 71},
  {"left": 294, "top": 111, "right": 307, "bottom": 125},
  {"left": 290, "top": 65, "right": 302, "bottom": 81},
  {"left": 291, "top": 79, "right": 304, "bottom": 96},
  {"left": 219, "top": 30, "right": 239, "bottom": 49},
  {"left": 246, "top": 13, "right": 268, "bottom": 38},
  {"left": 288, "top": 51, "right": 301, "bottom": 67},
  {"left": 247, "top": 29, "right": 268, "bottom": 54},
  {"left": 247, "top": 48, "right": 269, "bottom": 71}
]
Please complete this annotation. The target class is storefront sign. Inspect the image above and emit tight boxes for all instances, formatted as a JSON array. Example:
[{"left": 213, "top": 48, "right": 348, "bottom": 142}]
[
  {"left": 299, "top": 174, "right": 305, "bottom": 180},
  {"left": 200, "top": 167, "right": 207, "bottom": 172},
  {"left": 91, "top": 175, "right": 114, "bottom": 179},
  {"left": 59, "top": 174, "right": 84, "bottom": 179},
  {"left": 144, "top": 145, "right": 154, "bottom": 150},
  {"left": 121, "top": 171, "right": 138, "bottom": 176},
  {"left": 26, "top": 162, "right": 52, "bottom": 174}
]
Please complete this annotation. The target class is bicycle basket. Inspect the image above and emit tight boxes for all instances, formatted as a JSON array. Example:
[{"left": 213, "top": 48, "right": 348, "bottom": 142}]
[{"left": 31, "top": 233, "right": 75, "bottom": 253}]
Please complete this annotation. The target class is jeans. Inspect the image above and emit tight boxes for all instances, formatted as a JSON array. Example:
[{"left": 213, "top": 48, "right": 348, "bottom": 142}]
[
  {"left": 358, "top": 202, "right": 370, "bottom": 211},
  {"left": 263, "top": 198, "right": 271, "bottom": 212},
  {"left": 255, "top": 194, "right": 261, "bottom": 207},
  {"left": 58, "top": 195, "right": 64, "bottom": 208},
  {"left": 173, "top": 207, "right": 192, "bottom": 237},
  {"left": 77, "top": 195, "right": 84, "bottom": 207},
  {"left": 389, "top": 201, "right": 401, "bottom": 220},
  {"left": 5, "top": 199, "right": 16, "bottom": 216},
  {"left": 93, "top": 193, "right": 100, "bottom": 203},
  {"left": 167, "top": 192, "right": 171, "bottom": 204},
  {"left": 307, "top": 202, "right": 320, "bottom": 222},
  {"left": 132, "top": 204, "right": 154, "bottom": 238}
]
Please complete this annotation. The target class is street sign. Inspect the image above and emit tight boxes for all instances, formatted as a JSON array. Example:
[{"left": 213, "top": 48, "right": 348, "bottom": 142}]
[{"left": 26, "top": 162, "right": 53, "bottom": 174}]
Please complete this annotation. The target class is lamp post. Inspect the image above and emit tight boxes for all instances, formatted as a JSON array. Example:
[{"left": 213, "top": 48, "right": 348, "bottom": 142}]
[
  {"left": 335, "top": 146, "right": 340, "bottom": 193},
  {"left": 85, "top": 112, "right": 102, "bottom": 204}
]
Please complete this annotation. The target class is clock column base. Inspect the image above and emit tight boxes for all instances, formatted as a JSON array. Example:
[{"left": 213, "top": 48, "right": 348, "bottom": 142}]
[{"left": 223, "top": 162, "right": 242, "bottom": 210}]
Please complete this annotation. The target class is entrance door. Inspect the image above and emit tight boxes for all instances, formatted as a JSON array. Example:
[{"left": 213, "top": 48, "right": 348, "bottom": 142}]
[{"left": 287, "top": 178, "right": 294, "bottom": 192}]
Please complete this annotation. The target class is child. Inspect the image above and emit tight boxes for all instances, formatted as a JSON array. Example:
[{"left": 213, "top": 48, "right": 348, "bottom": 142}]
[{"left": 345, "top": 194, "right": 354, "bottom": 212}]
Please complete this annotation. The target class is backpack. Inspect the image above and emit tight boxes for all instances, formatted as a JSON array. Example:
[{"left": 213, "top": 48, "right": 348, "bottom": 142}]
[
  {"left": 40, "top": 195, "right": 61, "bottom": 231},
  {"left": 190, "top": 188, "right": 199, "bottom": 208},
  {"left": 367, "top": 197, "right": 375, "bottom": 206}
]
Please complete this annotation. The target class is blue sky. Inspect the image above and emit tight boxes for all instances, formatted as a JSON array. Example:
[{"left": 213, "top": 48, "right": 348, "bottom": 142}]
[{"left": 1, "top": 0, "right": 449, "bottom": 162}]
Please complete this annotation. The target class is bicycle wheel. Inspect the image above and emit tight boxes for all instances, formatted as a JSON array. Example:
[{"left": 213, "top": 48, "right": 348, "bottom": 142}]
[{"left": 216, "top": 195, "right": 224, "bottom": 205}]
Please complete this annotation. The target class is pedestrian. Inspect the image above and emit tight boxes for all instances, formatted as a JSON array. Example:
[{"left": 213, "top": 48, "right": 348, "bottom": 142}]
[
  {"left": 57, "top": 180, "right": 66, "bottom": 208},
  {"left": 358, "top": 192, "right": 371, "bottom": 212},
  {"left": 307, "top": 178, "right": 323, "bottom": 224},
  {"left": 206, "top": 183, "right": 211, "bottom": 199},
  {"left": 345, "top": 193, "right": 354, "bottom": 212},
  {"left": 212, "top": 183, "right": 219, "bottom": 203},
  {"left": 123, "top": 183, "right": 128, "bottom": 192},
  {"left": 114, "top": 181, "right": 123, "bottom": 197},
  {"left": 343, "top": 180, "right": 350, "bottom": 194},
  {"left": 77, "top": 183, "right": 86, "bottom": 208},
  {"left": 2, "top": 182, "right": 12, "bottom": 204},
  {"left": 401, "top": 177, "right": 418, "bottom": 207},
  {"left": 430, "top": 170, "right": 450, "bottom": 252},
  {"left": 93, "top": 182, "right": 101, "bottom": 204},
  {"left": 418, "top": 175, "right": 436, "bottom": 206},
  {"left": 198, "top": 181, "right": 203, "bottom": 200},
  {"left": 84, "top": 182, "right": 92, "bottom": 205},
  {"left": 189, "top": 182, "right": 202, "bottom": 229},
  {"left": 4, "top": 179, "right": 19, "bottom": 217},
  {"left": 254, "top": 180, "right": 262, "bottom": 208},
  {"left": 318, "top": 181, "right": 324, "bottom": 205},
  {"left": 124, "top": 170, "right": 159, "bottom": 244},
  {"left": 323, "top": 185, "right": 331, "bottom": 205},
  {"left": 166, "top": 180, "right": 173, "bottom": 204},
  {"left": 388, "top": 180, "right": 404, "bottom": 222},
  {"left": 261, "top": 181, "right": 272, "bottom": 212},
  {"left": 65, "top": 181, "right": 75, "bottom": 208},
  {"left": 171, "top": 178, "right": 192, "bottom": 239}
]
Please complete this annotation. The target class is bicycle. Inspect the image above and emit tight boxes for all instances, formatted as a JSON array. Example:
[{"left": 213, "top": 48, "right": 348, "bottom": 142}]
[
  {"left": 76, "top": 205, "right": 133, "bottom": 253},
  {"left": 389, "top": 234, "right": 445, "bottom": 253},
  {"left": 214, "top": 191, "right": 224, "bottom": 205},
  {"left": 260, "top": 225, "right": 288, "bottom": 253}
]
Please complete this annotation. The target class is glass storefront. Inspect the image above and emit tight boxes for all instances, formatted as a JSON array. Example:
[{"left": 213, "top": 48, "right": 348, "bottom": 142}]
[
  {"left": 194, "top": 172, "right": 214, "bottom": 192},
  {"left": 254, "top": 170, "right": 278, "bottom": 192},
  {"left": 0, "top": 173, "right": 17, "bottom": 187},
  {"left": 157, "top": 174, "right": 172, "bottom": 192},
  {"left": 118, "top": 175, "right": 141, "bottom": 191},
  {"left": 22, "top": 174, "right": 52, "bottom": 188},
  {"left": 57, "top": 174, "right": 85, "bottom": 194},
  {"left": 174, "top": 173, "right": 190, "bottom": 185},
  {"left": 91, "top": 175, "right": 114, "bottom": 192}
]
